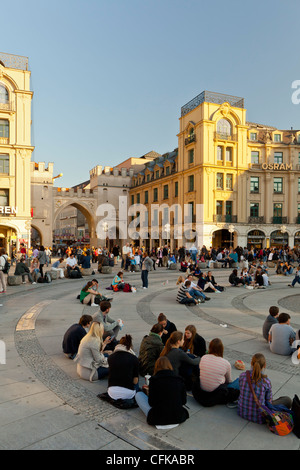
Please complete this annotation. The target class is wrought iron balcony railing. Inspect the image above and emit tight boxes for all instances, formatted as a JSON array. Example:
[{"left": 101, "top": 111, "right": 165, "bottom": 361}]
[
  {"left": 214, "top": 215, "right": 237, "bottom": 223},
  {"left": 248, "top": 216, "right": 265, "bottom": 224},
  {"left": 271, "top": 216, "right": 288, "bottom": 224}
]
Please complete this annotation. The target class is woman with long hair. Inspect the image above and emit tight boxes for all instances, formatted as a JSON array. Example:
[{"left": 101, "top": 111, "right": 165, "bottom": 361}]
[
  {"left": 76, "top": 322, "right": 111, "bottom": 381},
  {"left": 182, "top": 325, "right": 206, "bottom": 358},
  {"left": 80, "top": 280, "right": 98, "bottom": 306},
  {"left": 238, "top": 353, "right": 292, "bottom": 423},
  {"left": 160, "top": 331, "right": 200, "bottom": 389},
  {"left": 192, "top": 338, "right": 240, "bottom": 407},
  {"left": 135, "top": 356, "right": 189, "bottom": 428}
]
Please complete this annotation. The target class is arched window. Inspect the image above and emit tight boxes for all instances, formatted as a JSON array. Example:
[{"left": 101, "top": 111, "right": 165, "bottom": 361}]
[
  {"left": 0, "top": 84, "right": 9, "bottom": 104},
  {"left": 217, "top": 119, "right": 232, "bottom": 138}
]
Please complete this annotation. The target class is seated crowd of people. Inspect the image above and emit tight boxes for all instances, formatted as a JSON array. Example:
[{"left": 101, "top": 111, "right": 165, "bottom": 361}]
[{"left": 61, "top": 299, "right": 299, "bottom": 431}]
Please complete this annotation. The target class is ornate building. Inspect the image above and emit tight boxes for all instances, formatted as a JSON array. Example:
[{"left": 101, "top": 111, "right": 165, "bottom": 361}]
[
  {"left": 129, "top": 90, "right": 300, "bottom": 250},
  {"left": 0, "top": 52, "right": 34, "bottom": 255}
]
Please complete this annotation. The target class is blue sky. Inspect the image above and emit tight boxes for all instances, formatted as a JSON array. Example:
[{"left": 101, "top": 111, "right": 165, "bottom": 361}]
[{"left": 2, "top": 0, "right": 300, "bottom": 188}]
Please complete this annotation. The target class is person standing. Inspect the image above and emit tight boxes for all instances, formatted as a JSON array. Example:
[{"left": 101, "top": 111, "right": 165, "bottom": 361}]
[
  {"left": 37, "top": 246, "right": 48, "bottom": 278},
  {"left": 0, "top": 248, "right": 8, "bottom": 293},
  {"left": 141, "top": 252, "right": 153, "bottom": 289}
]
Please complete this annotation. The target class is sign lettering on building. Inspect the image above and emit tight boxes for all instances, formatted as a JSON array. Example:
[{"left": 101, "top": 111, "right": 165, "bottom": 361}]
[
  {"left": 262, "top": 163, "right": 293, "bottom": 171},
  {"left": 0, "top": 206, "right": 18, "bottom": 214}
]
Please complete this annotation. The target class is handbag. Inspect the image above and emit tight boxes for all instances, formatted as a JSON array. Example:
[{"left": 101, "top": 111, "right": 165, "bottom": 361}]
[{"left": 246, "top": 371, "right": 294, "bottom": 436}]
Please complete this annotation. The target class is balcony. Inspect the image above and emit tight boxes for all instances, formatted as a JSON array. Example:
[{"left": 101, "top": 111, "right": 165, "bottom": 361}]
[
  {"left": 271, "top": 216, "right": 288, "bottom": 224},
  {"left": 214, "top": 215, "right": 237, "bottom": 223},
  {"left": 0, "top": 137, "right": 9, "bottom": 145},
  {"left": 185, "top": 134, "right": 196, "bottom": 145},
  {"left": 0, "top": 101, "right": 14, "bottom": 113},
  {"left": 214, "top": 132, "right": 237, "bottom": 142},
  {"left": 248, "top": 216, "right": 265, "bottom": 224},
  {"left": 181, "top": 90, "right": 244, "bottom": 117}
]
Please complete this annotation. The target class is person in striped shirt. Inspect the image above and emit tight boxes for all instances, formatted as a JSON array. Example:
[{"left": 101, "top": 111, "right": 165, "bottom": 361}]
[{"left": 176, "top": 280, "right": 198, "bottom": 305}]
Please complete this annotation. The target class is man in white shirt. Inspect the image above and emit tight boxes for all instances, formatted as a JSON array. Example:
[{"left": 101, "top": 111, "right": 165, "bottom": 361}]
[{"left": 66, "top": 254, "right": 81, "bottom": 277}]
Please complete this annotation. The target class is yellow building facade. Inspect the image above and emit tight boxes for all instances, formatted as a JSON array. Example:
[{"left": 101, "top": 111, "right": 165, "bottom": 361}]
[
  {"left": 129, "top": 91, "right": 300, "bottom": 250},
  {"left": 0, "top": 52, "right": 34, "bottom": 255}
]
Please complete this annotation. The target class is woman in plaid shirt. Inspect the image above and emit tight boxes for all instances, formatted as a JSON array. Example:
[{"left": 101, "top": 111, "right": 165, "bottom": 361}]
[{"left": 238, "top": 353, "right": 292, "bottom": 424}]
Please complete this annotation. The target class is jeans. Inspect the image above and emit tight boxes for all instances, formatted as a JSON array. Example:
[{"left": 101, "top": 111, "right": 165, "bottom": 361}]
[
  {"left": 135, "top": 391, "right": 151, "bottom": 416},
  {"left": 179, "top": 297, "right": 196, "bottom": 305},
  {"left": 189, "top": 288, "right": 206, "bottom": 300},
  {"left": 227, "top": 378, "right": 240, "bottom": 390},
  {"left": 141, "top": 269, "right": 148, "bottom": 288},
  {"left": 97, "top": 366, "right": 109, "bottom": 379},
  {"left": 21, "top": 272, "right": 34, "bottom": 283},
  {"left": 292, "top": 276, "right": 300, "bottom": 287}
]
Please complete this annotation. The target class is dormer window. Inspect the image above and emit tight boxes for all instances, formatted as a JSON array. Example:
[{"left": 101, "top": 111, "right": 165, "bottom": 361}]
[
  {"left": 274, "top": 133, "right": 281, "bottom": 142},
  {"left": 250, "top": 132, "right": 257, "bottom": 141}
]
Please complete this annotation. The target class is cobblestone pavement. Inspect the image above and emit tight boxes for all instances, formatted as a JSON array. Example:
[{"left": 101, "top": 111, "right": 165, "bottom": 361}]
[{"left": 0, "top": 262, "right": 300, "bottom": 450}]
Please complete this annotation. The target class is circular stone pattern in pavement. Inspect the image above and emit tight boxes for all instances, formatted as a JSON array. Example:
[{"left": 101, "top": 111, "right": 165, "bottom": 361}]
[{"left": 278, "top": 294, "right": 300, "bottom": 314}]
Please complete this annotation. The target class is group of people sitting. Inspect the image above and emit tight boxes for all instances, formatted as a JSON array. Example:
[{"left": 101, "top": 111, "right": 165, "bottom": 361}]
[
  {"left": 176, "top": 272, "right": 224, "bottom": 305},
  {"left": 61, "top": 302, "right": 297, "bottom": 430},
  {"left": 262, "top": 306, "right": 300, "bottom": 357},
  {"left": 228, "top": 264, "right": 270, "bottom": 288}
]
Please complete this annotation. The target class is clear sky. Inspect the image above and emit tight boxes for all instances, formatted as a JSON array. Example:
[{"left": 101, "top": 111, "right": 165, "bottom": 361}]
[{"left": 2, "top": 0, "right": 300, "bottom": 188}]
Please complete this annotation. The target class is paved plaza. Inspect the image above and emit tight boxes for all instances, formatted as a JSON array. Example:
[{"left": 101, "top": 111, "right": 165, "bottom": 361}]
[{"left": 0, "top": 261, "right": 299, "bottom": 450}]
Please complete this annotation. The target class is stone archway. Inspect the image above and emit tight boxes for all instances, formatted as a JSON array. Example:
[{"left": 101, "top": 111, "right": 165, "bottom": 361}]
[{"left": 53, "top": 201, "right": 97, "bottom": 247}]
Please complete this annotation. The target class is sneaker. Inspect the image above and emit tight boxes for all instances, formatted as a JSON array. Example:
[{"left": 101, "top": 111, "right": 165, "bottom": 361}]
[
  {"left": 226, "top": 400, "right": 238, "bottom": 409},
  {"left": 215, "top": 289, "right": 221, "bottom": 293},
  {"left": 288, "top": 284, "right": 294, "bottom": 287},
  {"left": 22, "top": 281, "right": 26, "bottom": 284},
  {"left": 205, "top": 297, "right": 211, "bottom": 301},
  {"left": 91, "top": 303, "right": 98, "bottom": 307},
  {"left": 32, "top": 282, "right": 36, "bottom": 285}
]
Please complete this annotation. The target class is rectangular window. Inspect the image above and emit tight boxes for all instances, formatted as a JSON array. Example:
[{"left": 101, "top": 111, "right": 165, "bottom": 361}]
[
  {"left": 216, "top": 200, "right": 223, "bottom": 215},
  {"left": 250, "top": 203, "right": 259, "bottom": 218},
  {"left": 273, "top": 203, "right": 282, "bottom": 217},
  {"left": 153, "top": 188, "right": 158, "bottom": 202},
  {"left": 131, "top": 195, "right": 134, "bottom": 205},
  {"left": 0, "top": 120, "right": 9, "bottom": 138},
  {"left": 274, "top": 152, "right": 283, "bottom": 164},
  {"left": 188, "top": 175, "right": 194, "bottom": 192},
  {"left": 144, "top": 190, "right": 148, "bottom": 204},
  {"left": 0, "top": 154, "right": 9, "bottom": 174},
  {"left": 217, "top": 146, "right": 223, "bottom": 161},
  {"left": 298, "top": 178, "right": 300, "bottom": 193},
  {"left": 146, "top": 174, "right": 150, "bottom": 182},
  {"left": 250, "top": 176, "right": 259, "bottom": 193},
  {"left": 174, "top": 181, "right": 178, "bottom": 197},
  {"left": 166, "top": 166, "right": 170, "bottom": 175},
  {"left": 163, "top": 184, "right": 169, "bottom": 199},
  {"left": 0, "top": 189, "right": 9, "bottom": 206},
  {"left": 274, "top": 177, "right": 283, "bottom": 193},
  {"left": 155, "top": 170, "right": 160, "bottom": 179},
  {"left": 226, "top": 147, "right": 232, "bottom": 162},
  {"left": 216, "top": 173, "right": 223, "bottom": 189},
  {"left": 251, "top": 151, "right": 259, "bottom": 164},
  {"left": 226, "top": 174, "right": 233, "bottom": 190},
  {"left": 188, "top": 149, "right": 194, "bottom": 164},
  {"left": 298, "top": 152, "right": 300, "bottom": 165},
  {"left": 136, "top": 193, "right": 140, "bottom": 204},
  {"left": 274, "top": 134, "right": 281, "bottom": 142},
  {"left": 250, "top": 132, "right": 257, "bottom": 141},
  {"left": 225, "top": 201, "right": 232, "bottom": 215}
]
